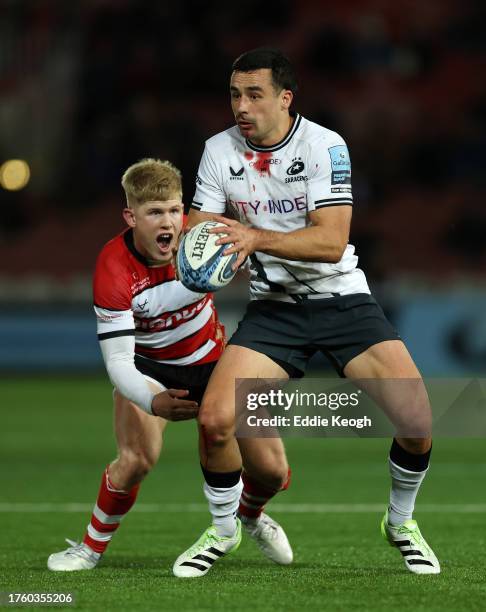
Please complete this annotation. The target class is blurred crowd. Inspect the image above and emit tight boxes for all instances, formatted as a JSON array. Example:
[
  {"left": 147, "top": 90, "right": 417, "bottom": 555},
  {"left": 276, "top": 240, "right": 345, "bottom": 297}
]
[{"left": 0, "top": 0, "right": 485, "bottom": 284}]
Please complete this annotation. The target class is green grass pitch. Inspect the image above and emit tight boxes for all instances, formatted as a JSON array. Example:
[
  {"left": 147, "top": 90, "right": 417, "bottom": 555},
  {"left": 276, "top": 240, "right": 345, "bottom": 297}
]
[{"left": 1, "top": 377, "right": 485, "bottom": 611}]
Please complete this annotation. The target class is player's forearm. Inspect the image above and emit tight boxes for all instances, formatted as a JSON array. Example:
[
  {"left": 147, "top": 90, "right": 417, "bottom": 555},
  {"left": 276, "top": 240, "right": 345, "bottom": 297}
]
[
  {"left": 186, "top": 209, "right": 220, "bottom": 230},
  {"left": 105, "top": 359, "right": 155, "bottom": 414},
  {"left": 100, "top": 336, "right": 156, "bottom": 414},
  {"left": 252, "top": 226, "right": 346, "bottom": 263}
]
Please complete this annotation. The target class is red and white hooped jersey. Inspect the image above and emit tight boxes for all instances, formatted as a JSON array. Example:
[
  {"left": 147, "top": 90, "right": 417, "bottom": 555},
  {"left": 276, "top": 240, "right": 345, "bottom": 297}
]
[{"left": 93, "top": 229, "right": 225, "bottom": 366}]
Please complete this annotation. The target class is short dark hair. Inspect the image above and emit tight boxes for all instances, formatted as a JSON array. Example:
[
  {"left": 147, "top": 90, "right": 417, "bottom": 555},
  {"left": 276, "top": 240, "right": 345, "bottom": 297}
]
[{"left": 232, "top": 47, "right": 298, "bottom": 94}]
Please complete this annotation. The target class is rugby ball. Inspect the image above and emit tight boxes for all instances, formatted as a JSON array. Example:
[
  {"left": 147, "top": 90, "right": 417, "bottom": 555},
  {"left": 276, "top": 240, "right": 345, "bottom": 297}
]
[{"left": 176, "top": 221, "right": 238, "bottom": 292}]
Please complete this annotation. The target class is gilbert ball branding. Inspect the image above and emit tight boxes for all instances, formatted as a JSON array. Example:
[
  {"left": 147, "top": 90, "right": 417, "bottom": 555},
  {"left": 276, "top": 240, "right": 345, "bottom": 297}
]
[{"left": 177, "top": 221, "right": 238, "bottom": 292}]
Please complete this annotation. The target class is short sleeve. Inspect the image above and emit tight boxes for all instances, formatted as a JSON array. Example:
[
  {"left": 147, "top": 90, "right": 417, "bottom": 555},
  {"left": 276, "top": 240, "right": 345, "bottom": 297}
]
[
  {"left": 191, "top": 144, "right": 227, "bottom": 213},
  {"left": 93, "top": 249, "right": 135, "bottom": 339},
  {"left": 307, "top": 136, "right": 353, "bottom": 212}
]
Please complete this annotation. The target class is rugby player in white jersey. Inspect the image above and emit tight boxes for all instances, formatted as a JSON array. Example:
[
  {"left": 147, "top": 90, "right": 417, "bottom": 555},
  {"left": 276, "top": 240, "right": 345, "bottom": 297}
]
[
  {"left": 47, "top": 158, "right": 292, "bottom": 573},
  {"left": 175, "top": 48, "right": 440, "bottom": 575}
]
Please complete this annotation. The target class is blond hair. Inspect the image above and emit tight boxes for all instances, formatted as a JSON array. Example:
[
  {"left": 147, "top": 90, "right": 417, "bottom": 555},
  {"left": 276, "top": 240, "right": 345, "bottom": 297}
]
[{"left": 121, "top": 158, "right": 182, "bottom": 207}]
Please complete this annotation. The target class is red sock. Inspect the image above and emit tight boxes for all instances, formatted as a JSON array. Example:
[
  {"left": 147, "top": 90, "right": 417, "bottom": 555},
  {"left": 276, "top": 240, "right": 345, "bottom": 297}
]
[
  {"left": 239, "top": 468, "right": 291, "bottom": 520},
  {"left": 83, "top": 467, "right": 140, "bottom": 554}
]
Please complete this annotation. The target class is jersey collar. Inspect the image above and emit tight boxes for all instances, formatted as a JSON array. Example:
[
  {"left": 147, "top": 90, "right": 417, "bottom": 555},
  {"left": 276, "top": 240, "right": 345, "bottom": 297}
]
[
  {"left": 123, "top": 229, "right": 150, "bottom": 266},
  {"left": 245, "top": 112, "right": 302, "bottom": 153}
]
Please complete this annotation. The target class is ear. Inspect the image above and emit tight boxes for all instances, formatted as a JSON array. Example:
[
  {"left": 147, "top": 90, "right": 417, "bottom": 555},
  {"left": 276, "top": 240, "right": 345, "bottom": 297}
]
[
  {"left": 123, "top": 207, "right": 136, "bottom": 228},
  {"left": 281, "top": 89, "right": 293, "bottom": 111}
]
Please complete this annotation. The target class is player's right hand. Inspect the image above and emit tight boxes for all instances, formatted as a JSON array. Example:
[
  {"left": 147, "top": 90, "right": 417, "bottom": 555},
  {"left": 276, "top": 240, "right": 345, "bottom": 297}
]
[{"left": 151, "top": 389, "right": 199, "bottom": 421}]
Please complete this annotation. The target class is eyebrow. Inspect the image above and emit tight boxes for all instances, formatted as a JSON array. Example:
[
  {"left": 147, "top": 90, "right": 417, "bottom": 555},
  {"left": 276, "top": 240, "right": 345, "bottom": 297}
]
[
  {"left": 144, "top": 201, "right": 182, "bottom": 208},
  {"left": 230, "top": 85, "right": 265, "bottom": 93},
  {"left": 147, "top": 204, "right": 181, "bottom": 211}
]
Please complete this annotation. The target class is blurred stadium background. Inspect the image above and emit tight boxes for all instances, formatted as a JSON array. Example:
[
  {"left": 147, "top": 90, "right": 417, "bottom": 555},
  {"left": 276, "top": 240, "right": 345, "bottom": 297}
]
[
  {"left": 1, "top": 0, "right": 486, "bottom": 376},
  {"left": 1, "top": 3, "right": 486, "bottom": 608}
]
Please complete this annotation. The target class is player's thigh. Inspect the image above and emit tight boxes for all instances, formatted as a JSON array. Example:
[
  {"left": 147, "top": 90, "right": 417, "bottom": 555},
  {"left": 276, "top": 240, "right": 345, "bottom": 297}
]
[
  {"left": 200, "top": 345, "right": 289, "bottom": 427},
  {"left": 113, "top": 381, "right": 168, "bottom": 465},
  {"left": 343, "top": 339, "right": 421, "bottom": 379},
  {"left": 343, "top": 340, "right": 430, "bottom": 435}
]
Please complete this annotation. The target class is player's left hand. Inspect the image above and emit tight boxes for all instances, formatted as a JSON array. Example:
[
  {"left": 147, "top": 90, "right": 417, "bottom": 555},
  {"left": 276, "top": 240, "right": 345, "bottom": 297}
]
[{"left": 209, "top": 215, "right": 259, "bottom": 271}]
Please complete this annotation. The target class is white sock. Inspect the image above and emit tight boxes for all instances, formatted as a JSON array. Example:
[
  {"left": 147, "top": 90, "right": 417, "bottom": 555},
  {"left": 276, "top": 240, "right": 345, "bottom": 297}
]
[
  {"left": 388, "top": 458, "right": 427, "bottom": 526},
  {"left": 203, "top": 480, "right": 243, "bottom": 537}
]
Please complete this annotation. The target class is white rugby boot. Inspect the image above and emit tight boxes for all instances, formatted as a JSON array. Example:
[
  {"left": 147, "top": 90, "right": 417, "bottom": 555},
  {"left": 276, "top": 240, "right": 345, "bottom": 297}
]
[
  {"left": 242, "top": 512, "right": 293, "bottom": 565},
  {"left": 47, "top": 539, "right": 101, "bottom": 571}
]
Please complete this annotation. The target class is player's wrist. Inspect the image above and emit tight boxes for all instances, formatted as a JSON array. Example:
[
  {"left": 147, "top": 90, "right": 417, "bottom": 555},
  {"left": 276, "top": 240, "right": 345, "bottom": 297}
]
[
  {"left": 250, "top": 228, "right": 266, "bottom": 253},
  {"left": 149, "top": 396, "right": 156, "bottom": 416},
  {"left": 252, "top": 228, "right": 275, "bottom": 253},
  {"left": 148, "top": 392, "right": 160, "bottom": 417}
]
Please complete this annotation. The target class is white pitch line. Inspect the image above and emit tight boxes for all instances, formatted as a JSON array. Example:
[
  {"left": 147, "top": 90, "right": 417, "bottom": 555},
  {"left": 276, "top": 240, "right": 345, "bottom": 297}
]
[{"left": 0, "top": 503, "right": 485, "bottom": 513}]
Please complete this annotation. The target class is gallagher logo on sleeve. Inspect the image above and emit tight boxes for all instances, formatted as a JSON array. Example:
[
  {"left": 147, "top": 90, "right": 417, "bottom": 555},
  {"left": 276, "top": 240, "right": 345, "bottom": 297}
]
[{"left": 328, "top": 145, "right": 351, "bottom": 185}]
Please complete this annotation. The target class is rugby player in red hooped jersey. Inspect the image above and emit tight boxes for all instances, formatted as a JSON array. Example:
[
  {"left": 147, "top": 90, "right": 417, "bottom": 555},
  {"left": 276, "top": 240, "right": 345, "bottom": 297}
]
[{"left": 47, "top": 158, "right": 292, "bottom": 573}]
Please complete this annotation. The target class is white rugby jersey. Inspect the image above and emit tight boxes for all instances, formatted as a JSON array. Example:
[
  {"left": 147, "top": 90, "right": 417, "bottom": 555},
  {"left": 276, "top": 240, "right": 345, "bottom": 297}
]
[
  {"left": 192, "top": 113, "right": 369, "bottom": 301},
  {"left": 93, "top": 229, "right": 225, "bottom": 366}
]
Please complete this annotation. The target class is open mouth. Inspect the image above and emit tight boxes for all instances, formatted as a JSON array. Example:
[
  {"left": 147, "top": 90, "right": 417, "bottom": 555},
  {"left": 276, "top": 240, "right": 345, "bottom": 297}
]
[{"left": 156, "top": 233, "right": 173, "bottom": 253}]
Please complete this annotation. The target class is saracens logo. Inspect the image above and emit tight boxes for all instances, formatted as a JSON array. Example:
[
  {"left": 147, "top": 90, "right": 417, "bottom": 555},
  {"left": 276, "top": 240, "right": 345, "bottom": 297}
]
[
  {"left": 285, "top": 157, "right": 308, "bottom": 183},
  {"left": 286, "top": 157, "right": 305, "bottom": 175}
]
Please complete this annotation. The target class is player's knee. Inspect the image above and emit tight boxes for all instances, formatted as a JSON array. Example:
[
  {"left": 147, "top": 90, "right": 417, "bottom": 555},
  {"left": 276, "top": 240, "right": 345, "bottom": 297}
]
[
  {"left": 239, "top": 437, "right": 290, "bottom": 490},
  {"left": 118, "top": 449, "right": 156, "bottom": 483},
  {"left": 258, "top": 463, "right": 289, "bottom": 491},
  {"left": 198, "top": 400, "right": 235, "bottom": 448},
  {"left": 199, "top": 419, "right": 235, "bottom": 447}
]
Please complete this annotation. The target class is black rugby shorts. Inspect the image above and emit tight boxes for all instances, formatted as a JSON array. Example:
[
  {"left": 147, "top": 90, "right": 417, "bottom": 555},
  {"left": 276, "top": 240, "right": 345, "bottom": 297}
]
[
  {"left": 134, "top": 356, "right": 216, "bottom": 404},
  {"left": 228, "top": 293, "right": 400, "bottom": 377}
]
